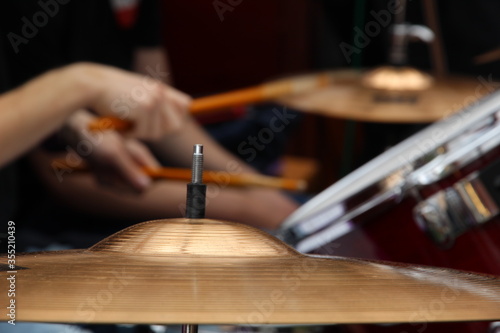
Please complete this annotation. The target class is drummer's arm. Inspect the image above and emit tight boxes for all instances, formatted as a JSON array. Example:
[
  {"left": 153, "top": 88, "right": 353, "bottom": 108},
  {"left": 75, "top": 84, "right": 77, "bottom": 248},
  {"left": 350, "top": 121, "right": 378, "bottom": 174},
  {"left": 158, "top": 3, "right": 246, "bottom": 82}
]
[
  {"left": 40, "top": 49, "right": 298, "bottom": 229},
  {"left": 148, "top": 116, "right": 257, "bottom": 173},
  {"left": 133, "top": 48, "right": 300, "bottom": 226},
  {"left": 0, "top": 65, "right": 95, "bottom": 168},
  {"left": 131, "top": 46, "right": 256, "bottom": 172},
  {"left": 146, "top": 114, "right": 300, "bottom": 229},
  {"left": 0, "top": 62, "right": 187, "bottom": 181}
]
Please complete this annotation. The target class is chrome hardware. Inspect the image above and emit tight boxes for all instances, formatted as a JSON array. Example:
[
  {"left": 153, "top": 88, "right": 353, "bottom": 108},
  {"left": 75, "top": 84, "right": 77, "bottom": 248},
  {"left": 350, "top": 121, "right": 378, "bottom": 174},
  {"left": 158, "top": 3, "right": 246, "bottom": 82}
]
[
  {"left": 455, "top": 172, "right": 500, "bottom": 224},
  {"left": 409, "top": 121, "right": 500, "bottom": 187},
  {"left": 490, "top": 322, "right": 500, "bottom": 333},
  {"left": 414, "top": 172, "right": 499, "bottom": 247}
]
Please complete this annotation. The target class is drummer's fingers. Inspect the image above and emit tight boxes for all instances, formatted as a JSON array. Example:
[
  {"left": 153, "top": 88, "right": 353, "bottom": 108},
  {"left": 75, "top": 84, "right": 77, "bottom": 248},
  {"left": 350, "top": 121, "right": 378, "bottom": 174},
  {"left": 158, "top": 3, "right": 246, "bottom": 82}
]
[
  {"left": 129, "top": 85, "right": 168, "bottom": 140},
  {"left": 137, "top": 85, "right": 188, "bottom": 140},
  {"left": 161, "top": 85, "right": 190, "bottom": 129},
  {"left": 124, "top": 138, "right": 161, "bottom": 168},
  {"left": 114, "top": 151, "right": 152, "bottom": 193},
  {"left": 166, "top": 85, "right": 192, "bottom": 111}
]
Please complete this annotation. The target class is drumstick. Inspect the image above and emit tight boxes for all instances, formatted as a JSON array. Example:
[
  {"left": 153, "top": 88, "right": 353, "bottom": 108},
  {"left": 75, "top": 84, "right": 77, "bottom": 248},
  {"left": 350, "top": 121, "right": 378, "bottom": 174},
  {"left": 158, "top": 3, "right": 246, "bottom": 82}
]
[
  {"left": 88, "top": 72, "right": 334, "bottom": 132},
  {"left": 53, "top": 160, "right": 307, "bottom": 192},
  {"left": 145, "top": 167, "right": 306, "bottom": 191}
]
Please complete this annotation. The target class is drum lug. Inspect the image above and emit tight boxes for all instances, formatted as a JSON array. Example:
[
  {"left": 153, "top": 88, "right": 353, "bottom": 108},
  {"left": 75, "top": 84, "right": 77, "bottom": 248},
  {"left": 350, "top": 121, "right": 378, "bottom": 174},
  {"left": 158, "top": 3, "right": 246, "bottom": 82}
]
[
  {"left": 490, "top": 322, "right": 500, "bottom": 333},
  {"left": 413, "top": 189, "right": 466, "bottom": 247},
  {"left": 414, "top": 171, "right": 499, "bottom": 247}
]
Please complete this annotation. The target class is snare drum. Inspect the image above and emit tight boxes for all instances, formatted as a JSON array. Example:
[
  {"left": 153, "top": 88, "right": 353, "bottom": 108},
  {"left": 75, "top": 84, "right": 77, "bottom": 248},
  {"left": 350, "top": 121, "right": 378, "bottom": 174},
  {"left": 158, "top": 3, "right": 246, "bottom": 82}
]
[
  {"left": 282, "top": 90, "right": 500, "bottom": 272},
  {"left": 280, "top": 91, "right": 500, "bottom": 333}
]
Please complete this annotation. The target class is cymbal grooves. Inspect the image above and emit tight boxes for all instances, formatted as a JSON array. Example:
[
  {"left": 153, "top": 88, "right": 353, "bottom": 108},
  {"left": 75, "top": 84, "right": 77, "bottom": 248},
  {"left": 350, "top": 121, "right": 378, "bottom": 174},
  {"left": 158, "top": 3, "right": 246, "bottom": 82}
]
[{"left": 1, "top": 219, "right": 499, "bottom": 325}]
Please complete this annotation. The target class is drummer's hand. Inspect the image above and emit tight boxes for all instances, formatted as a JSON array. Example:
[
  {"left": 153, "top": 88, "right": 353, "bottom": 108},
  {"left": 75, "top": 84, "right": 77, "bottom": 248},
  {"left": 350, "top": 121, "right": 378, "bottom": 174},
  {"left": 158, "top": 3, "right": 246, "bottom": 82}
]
[
  {"left": 89, "top": 134, "right": 160, "bottom": 193},
  {"left": 71, "top": 62, "right": 191, "bottom": 140},
  {"left": 64, "top": 111, "right": 160, "bottom": 193}
]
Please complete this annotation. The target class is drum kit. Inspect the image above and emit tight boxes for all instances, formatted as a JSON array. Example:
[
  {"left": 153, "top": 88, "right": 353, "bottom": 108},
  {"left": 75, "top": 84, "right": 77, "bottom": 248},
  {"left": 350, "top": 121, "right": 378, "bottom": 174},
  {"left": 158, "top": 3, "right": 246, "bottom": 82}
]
[
  {"left": 3, "top": 3, "right": 500, "bottom": 329},
  {"left": 2, "top": 81, "right": 500, "bottom": 331}
]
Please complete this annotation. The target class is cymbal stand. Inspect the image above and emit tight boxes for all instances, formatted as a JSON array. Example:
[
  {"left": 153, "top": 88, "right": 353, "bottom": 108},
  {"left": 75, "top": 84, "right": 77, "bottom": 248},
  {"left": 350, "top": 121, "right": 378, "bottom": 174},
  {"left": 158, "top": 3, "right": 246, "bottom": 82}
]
[
  {"left": 182, "top": 324, "right": 199, "bottom": 333},
  {"left": 388, "top": 0, "right": 434, "bottom": 67},
  {"left": 185, "top": 144, "right": 207, "bottom": 219},
  {"left": 182, "top": 144, "right": 207, "bottom": 333}
]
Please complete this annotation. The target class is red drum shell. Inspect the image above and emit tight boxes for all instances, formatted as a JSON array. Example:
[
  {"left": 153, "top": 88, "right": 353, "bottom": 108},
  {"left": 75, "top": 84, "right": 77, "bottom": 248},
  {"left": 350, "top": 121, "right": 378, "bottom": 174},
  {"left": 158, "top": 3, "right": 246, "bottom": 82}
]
[
  {"left": 302, "top": 147, "right": 500, "bottom": 333},
  {"left": 310, "top": 147, "right": 500, "bottom": 276},
  {"left": 283, "top": 92, "right": 500, "bottom": 332}
]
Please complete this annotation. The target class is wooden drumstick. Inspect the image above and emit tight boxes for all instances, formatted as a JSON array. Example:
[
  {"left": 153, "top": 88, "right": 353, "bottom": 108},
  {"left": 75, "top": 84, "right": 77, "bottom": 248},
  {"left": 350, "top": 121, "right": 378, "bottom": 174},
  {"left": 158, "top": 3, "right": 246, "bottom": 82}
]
[
  {"left": 145, "top": 167, "right": 307, "bottom": 192},
  {"left": 88, "top": 72, "right": 334, "bottom": 132},
  {"left": 53, "top": 159, "right": 307, "bottom": 192}
]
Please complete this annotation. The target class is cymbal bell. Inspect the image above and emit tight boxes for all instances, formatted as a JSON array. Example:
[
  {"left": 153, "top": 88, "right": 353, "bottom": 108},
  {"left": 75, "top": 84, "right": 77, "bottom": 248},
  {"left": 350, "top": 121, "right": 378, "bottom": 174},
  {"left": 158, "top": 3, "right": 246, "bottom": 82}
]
[
  {"left": 279, "top": 68, "right": 492, "bottom": 123},
  {"left": 362, "top": 66, "right": 433, "bottom": 91},
  {"left": 1, "top": 218, "right": 500, "bottom": 325}
]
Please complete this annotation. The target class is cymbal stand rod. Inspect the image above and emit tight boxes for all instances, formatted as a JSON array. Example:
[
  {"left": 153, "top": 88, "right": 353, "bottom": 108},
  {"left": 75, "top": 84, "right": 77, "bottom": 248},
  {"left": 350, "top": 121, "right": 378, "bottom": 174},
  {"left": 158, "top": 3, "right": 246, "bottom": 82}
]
[
  {"left": 185, "top": 144, "right": 207, "bottom": 219},
  {"left": 182, "top": 324, "right": 198, "bottom": 333},
  {"left": 389, "top": 0, "right": 409, "bottom": 66},
  {"left": 422, "top": 0, "right": 447, "bottom": 77},
  {"left": 183, "top": 145, "right": 203, "bottom": 333}
]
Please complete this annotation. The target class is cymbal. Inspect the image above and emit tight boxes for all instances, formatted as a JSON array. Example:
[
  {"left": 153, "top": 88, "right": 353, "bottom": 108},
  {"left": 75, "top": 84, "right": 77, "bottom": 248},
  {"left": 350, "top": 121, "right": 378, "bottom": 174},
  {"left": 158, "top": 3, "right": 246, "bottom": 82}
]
[
  {"left": 279, "top": 68, "right": 491, "bottom": 123},
  {"left": 1, "top": 218, "right": 500, "bottom": 325}
]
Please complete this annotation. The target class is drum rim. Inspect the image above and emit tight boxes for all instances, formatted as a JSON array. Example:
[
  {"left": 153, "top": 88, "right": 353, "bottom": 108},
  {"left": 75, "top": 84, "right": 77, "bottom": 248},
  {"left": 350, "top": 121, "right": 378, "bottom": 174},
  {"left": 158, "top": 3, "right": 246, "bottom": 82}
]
[{"left": 282, "top": 90, "right": 500, "bottom": 231}]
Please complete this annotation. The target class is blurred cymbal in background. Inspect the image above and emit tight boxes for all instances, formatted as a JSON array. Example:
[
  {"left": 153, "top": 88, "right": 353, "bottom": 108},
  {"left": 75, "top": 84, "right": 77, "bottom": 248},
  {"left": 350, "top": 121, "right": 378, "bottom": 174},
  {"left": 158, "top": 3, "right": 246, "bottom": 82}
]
[{"left": 279, "top": 67, "right": 493, "bottom": 123}]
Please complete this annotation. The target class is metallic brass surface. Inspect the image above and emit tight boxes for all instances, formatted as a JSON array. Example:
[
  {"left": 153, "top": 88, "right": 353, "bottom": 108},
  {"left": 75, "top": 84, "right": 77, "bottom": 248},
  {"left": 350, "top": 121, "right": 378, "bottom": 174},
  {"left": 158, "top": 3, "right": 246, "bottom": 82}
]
[
  {"left": 279, "top": 69, "right": 490, "bottom": 123},
  {"left": 362, "top": 66, "right": 433, "bottom": 91},
  {"left": 1, "top": 218, "right": 500, "bottom": 325}
]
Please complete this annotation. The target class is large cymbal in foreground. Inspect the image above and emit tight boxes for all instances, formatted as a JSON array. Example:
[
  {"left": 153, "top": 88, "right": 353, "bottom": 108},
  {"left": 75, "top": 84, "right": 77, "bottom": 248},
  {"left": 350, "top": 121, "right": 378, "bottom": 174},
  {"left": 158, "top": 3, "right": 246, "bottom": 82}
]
[
  {"left": 1, "top": 218, "right": 500, "bottom": 325},
  {"left": 279, "top": 68, "right": 490, "bottom": 123}
]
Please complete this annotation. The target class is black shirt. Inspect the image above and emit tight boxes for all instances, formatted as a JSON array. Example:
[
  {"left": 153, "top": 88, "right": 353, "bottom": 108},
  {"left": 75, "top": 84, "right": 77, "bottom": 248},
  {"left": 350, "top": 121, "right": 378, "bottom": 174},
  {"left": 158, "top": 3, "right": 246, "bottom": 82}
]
[{"left": 0, "top": 0, "right": 162, "bottom": 87}]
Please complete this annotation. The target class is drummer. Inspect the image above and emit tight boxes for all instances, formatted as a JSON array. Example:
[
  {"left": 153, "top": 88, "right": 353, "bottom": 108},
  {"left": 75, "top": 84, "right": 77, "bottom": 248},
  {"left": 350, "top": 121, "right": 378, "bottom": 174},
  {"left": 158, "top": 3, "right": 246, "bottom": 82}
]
[
  {"left": 0, "top": 0, "right": 298, "bottom": 251},
  {"left": 0, "top": 63, "right": 190, "bottom": 235}
]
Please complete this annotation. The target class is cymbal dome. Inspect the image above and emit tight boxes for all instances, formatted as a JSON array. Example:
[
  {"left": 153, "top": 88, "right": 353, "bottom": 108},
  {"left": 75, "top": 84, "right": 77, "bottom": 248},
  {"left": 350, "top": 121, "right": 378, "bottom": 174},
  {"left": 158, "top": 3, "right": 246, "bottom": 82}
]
[
  {"left": 362, "top": 66, "right": 433, "bottom": 91},
  {"left": 88, "top": 218, "right": 298, "bottom": 257}
]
